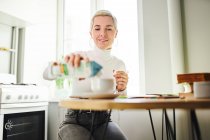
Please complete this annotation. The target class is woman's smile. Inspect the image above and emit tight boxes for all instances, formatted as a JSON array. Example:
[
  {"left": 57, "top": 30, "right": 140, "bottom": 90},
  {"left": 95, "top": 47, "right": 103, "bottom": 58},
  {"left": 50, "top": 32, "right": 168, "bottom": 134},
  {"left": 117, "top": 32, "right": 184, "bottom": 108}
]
[
  {"left": 90, "top": 16, "right": 117, "bottom": 50},
  {"left": 98, "top": 38, "right": 108, "bottom": 42}
]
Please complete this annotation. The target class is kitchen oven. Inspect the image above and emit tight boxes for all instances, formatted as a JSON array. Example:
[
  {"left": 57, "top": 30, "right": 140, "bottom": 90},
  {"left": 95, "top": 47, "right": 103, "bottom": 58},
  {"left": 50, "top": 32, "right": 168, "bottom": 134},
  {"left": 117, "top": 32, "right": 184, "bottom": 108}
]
[{"left": 0, "top": 84, "right": 48, "bottom": 140}]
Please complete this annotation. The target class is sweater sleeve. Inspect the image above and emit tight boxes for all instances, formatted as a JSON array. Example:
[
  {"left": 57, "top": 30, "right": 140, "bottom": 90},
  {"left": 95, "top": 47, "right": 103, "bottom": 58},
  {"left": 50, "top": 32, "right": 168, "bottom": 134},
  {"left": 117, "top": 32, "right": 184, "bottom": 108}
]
[
  {"left": 114, "top": 58, "right": 126, "bottom": 72},
  {"left": 43, "top": 63, "right": 57, "bottom": 80}
]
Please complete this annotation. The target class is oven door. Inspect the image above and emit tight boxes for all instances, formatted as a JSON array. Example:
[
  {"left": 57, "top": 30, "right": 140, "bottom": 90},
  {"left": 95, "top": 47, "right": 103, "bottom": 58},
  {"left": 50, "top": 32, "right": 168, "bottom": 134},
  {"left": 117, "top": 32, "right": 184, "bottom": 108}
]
[{"left": 3, "top": 111, "right": 45, "bottom": 140}]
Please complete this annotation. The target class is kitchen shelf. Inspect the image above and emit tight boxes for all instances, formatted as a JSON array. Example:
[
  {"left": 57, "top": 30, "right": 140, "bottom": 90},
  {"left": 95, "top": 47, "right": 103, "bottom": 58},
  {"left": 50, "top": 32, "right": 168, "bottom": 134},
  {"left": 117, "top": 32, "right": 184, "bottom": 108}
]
[{"left": 0, "top": 47, "right": 15, "bottom": 53}]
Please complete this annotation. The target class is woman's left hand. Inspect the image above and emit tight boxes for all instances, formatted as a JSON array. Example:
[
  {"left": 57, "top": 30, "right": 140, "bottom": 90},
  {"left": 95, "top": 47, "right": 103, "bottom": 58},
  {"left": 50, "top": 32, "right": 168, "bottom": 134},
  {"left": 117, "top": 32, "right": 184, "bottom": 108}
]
[{"left": 113, "top": 71, "right": 128, "bottom": 91}]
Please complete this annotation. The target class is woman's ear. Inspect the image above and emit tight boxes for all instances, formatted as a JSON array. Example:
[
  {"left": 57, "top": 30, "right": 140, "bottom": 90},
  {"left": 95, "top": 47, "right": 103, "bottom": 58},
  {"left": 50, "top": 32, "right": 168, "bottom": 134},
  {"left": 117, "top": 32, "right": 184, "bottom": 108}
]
[{"left": 89, "top": 32, "right": 92, "bottom": 37}]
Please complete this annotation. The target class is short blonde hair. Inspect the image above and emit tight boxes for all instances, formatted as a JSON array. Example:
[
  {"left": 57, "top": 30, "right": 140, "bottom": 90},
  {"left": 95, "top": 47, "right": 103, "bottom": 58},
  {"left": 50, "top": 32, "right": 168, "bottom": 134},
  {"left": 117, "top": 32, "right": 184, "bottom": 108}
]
[{"left": 90, "top": 10, "right": 118, "bottom": 31}]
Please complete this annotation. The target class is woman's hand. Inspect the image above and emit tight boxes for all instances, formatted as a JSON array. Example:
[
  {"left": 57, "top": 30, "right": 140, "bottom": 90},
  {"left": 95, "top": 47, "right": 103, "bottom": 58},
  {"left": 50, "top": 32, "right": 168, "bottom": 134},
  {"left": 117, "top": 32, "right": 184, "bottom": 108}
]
[
  {"left": 113, "top": 71, "right": 128, "bottom": 92},
  {"left": 64, "top": 53, "right": 89, "bottom": 68}
]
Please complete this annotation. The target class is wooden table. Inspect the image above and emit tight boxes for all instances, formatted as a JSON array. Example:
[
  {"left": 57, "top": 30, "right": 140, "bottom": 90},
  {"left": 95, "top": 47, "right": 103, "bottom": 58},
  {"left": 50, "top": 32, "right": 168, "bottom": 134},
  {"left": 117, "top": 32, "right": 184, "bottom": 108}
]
[
  {"left": 59, "top": 93, "right": 210, "bottom": 110},
  {"left": 59, "top": 93, "right": 210, "bottom": 140}
]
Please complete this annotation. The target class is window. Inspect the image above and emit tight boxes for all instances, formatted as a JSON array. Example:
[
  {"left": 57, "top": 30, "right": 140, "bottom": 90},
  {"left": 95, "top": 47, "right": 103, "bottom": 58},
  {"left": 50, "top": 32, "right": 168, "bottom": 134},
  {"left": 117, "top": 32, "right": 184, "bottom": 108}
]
[
  {"left": 63, "top": 0, "right": 91, "bottom": 54},
  {"left": 61, "top": 0, "right": 141, "bottom": 95},
  {"left": 104, "top": 0, "right": 139, "bottom": 95}
]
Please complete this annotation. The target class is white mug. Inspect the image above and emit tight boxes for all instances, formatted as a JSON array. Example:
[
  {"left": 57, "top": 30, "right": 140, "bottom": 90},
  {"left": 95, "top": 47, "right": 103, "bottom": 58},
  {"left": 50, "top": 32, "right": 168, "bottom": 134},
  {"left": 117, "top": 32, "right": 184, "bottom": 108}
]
[
  {"left": 90, "top": 78, "right": 116, "bottom": 93},
  {"left": 193, "top": 81, "right": 210, "bottom": 98}
]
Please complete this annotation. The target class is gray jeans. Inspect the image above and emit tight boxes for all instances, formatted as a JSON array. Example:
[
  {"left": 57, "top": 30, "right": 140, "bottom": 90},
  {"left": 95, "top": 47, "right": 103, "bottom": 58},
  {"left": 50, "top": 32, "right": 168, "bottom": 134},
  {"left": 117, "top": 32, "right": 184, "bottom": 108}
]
[{"left": 58, "top": 110, "right": 128, "bottom": 140}]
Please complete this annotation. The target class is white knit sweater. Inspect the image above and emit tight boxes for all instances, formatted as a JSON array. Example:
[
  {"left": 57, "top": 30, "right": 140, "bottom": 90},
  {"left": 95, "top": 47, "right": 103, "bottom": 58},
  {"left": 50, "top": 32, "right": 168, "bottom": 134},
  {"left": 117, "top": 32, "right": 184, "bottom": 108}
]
[{"left": 44, "top": 47, "right": 126, "bottom": 94}]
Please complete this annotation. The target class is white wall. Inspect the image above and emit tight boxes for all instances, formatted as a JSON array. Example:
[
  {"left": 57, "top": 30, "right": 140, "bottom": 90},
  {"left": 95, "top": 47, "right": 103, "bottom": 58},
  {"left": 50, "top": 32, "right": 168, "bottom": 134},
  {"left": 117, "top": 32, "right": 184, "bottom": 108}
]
[
  {"left": 183, "top": 0, "right": 210, "bottom": 140},
  {"left": 0, "top": 0, "right": 55, "bottom": 24},
  {"left": 184, "top": 0, "right": 210, "bottom": 72},
  {"left": 143, "top": 0, "right": 173, "bottom": 94}
]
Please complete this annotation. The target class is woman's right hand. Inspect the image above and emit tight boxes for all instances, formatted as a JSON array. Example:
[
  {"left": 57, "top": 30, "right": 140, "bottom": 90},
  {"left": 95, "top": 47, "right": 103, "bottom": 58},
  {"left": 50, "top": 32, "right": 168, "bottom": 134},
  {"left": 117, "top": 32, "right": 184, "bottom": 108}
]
[{"left": 64, "top": 53, "right": 89, "bottom": 68}]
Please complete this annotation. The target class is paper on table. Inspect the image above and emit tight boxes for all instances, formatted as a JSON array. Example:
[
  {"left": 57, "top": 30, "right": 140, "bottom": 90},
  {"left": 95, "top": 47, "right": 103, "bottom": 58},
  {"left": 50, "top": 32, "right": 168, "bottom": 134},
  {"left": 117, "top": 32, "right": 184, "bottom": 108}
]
[{"left": 127, "top": 94, "right": 180, "bottom": 99}]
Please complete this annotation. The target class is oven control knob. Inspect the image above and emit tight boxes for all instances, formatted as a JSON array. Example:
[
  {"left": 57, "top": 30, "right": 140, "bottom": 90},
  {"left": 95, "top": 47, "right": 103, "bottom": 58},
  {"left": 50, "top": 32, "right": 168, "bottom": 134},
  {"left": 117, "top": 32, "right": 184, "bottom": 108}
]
[
  {"left": 30, "top": 95, "right": 34, "bottom": 99},
  {"left": 6, "top": 95, "right": 11, "bottom": 100},
  {"left": 24, "top": 95, "right": 28, "bottom": 100},
  {"left": 18, "top": 95, "right": 22, "bottom": 100},
  {"left": 35, "top": 95, "right": 39, "bottom": 99}
]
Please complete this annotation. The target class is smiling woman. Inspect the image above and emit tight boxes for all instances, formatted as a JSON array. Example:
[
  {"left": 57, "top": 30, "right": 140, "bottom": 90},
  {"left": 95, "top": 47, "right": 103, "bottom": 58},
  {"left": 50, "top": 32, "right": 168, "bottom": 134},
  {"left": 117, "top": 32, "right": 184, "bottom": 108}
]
[
  {"left": 56, "top": 10, "right": 129, "bottom": 140},
  {"left": 59, "top": 0, "right": 141, "bottom": 96}
]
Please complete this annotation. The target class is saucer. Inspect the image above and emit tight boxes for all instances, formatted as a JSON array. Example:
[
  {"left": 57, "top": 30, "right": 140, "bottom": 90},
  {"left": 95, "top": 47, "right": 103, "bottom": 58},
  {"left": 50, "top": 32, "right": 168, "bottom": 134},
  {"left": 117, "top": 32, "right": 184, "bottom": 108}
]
[{"left": 70, "top": 92, "right": 120, "bottom": 99}]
